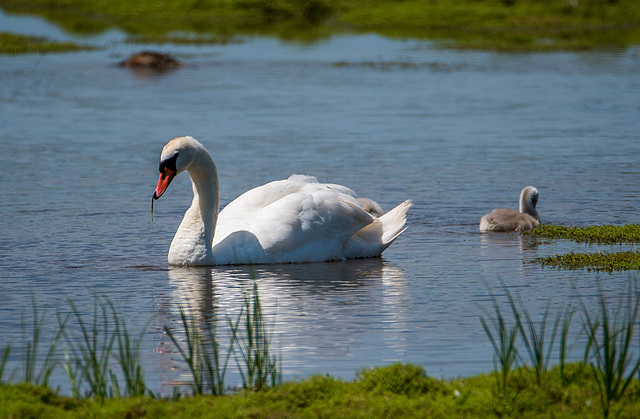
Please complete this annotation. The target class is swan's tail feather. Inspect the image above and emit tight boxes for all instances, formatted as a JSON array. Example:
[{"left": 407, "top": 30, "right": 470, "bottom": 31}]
[
  {"left": 379, "top": 200, "right": 412, "bottom": 251},
  {"left": 343, "top": 199, "right": 412, "bottom": 259}
]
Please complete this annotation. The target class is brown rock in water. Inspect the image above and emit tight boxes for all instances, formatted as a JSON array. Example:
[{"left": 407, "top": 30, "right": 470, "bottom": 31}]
[{"left": 119, "top": 51, "right": 185, "bottom": 69}]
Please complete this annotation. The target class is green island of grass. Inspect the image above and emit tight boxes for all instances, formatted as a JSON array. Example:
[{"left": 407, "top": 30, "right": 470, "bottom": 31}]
[
  {"left": 525, "top": 224, "right": 640, "bottom": 271},
  {"left": 1, "top": 0, "right": 640, "bottom": 51},
  {"left": 536, "top": 249, "right": 640, "bottom": 272},
  {"left": 1, "top": 362, "right": 639, "bottom": 418},
  {"left": 0, "top": 32, "right": 95, "bottom": 54},
  {"left": 525, "top": 224, "right": 640, "bottom": 245}
]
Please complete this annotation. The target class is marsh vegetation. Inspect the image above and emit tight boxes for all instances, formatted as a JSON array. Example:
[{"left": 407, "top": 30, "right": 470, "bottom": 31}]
[
  {"left": 1, "top": 0, "right": 640, "bottom": 51},
  {"left": 526, "top": 225, "right": 640, "bottom": 272},
  {"left": 3, "top": 279, "right": 640, "bottom": 417}
]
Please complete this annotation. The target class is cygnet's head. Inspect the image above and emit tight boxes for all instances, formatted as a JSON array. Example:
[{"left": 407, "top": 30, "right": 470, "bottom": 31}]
[{"left": 519, "top": 186, "right": 539, "bottom": 217}]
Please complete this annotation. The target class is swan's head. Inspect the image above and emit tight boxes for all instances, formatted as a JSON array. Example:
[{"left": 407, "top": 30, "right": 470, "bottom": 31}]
[{"left": 153, "top": 136, "right": 206, "bottom": 200}]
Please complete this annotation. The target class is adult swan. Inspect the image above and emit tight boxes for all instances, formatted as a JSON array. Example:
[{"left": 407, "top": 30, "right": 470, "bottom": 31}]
[{"left": 153, "top": 136, "right": 412, "bottom": 266}]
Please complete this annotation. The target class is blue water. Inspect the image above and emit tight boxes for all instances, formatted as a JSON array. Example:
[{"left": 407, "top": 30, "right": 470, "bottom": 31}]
[{"left": 1, "top": 9, "right": 640, "bottom": 394}]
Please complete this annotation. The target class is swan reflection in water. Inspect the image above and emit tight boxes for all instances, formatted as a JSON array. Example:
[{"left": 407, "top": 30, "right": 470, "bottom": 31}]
[
  {"left": 478, "top": 231, "right": 540, "bottom": 279},
  {"left": 153, "top": 259, "right": 409, "bottom": 391}
]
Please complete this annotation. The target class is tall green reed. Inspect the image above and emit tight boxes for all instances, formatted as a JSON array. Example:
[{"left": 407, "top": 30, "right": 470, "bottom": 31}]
[
  {"left": 580, "top": 281, "right": 640, "bottom": 418},
  {"left": 21, "top": 294, "right": 66, "bottom": 388},
  {"left": 510, "top": 297, "right": 563, "bottom": 384},
  {"left": 110, "top": 302, "right": 154, "bottom": 398},
  {"left": 480, "top": 282, "right": 519, "bottom": 392},
  {"left": 164, "top": 281, "right": 280, "bottom": 394},
  {"left": 164, "top": 303, "right": 239, "bottom": 395},
  {"left": 0, "top": 343, "right": 11, "bottom": 383},
  {"left": 235, "top": 282, "right": 281, "bottom": 391},
  {"left": 62, "top": 298, "right": 117, "bottom": 402},
  {"left": 558, "top": 304, "right": 576, "bottom": 385},
  {"left": 59, "top": 298, "right": 153, "bottom": 399}
]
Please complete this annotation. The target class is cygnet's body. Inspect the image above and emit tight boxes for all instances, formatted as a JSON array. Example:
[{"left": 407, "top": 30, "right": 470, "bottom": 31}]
[
  {"left": 357, "top": 198, "right": 384, "bottom": 217},
  {"left": 479, "top": 186, "right": 540, "bottom": 232}
]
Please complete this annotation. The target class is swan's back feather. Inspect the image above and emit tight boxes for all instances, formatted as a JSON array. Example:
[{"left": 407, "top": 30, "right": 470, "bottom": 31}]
[{"left": 212, "top": 174, "right": 396, "bottom": 264}]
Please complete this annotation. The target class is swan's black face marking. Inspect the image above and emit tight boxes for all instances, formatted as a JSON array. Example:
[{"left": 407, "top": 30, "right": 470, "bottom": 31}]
[
  {"left": 153, "top": 152, "right": 179, "bottom": 200},
  {"left": 159, "top": 152, "right": 179, "bottom": 174}
]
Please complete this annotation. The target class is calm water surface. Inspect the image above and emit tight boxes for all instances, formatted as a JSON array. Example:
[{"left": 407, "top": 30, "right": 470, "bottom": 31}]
[{"left": 1, "top": 11, "right": 640, "bottom": 394}]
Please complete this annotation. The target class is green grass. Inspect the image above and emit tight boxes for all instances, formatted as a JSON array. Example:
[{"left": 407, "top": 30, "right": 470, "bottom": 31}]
[
  {"left": 535, "top": 250, "right": 640, "bottom": 272},
  {"left": 526, "top": 224, "right": 640, "bottom": 271},
  {"left": 0, "top": 32, "right": 95, "bottom": 54},
  {"left": 525, "top": 224, "right": 640, "bottom": 245},
  {"left": 2, "top": 0, "right": 640, "bottom": 50},
  {"left": 1, "top": 362, "right": 639, "bottom": 418}
]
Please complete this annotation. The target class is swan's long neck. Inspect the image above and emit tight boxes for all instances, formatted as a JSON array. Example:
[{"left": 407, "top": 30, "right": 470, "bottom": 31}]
[
  {"left": 168, "top": 152, "right": 219, "bottom": 265},
  {"left": 519, "top": 188, "right": 539, "bottom": 220}
]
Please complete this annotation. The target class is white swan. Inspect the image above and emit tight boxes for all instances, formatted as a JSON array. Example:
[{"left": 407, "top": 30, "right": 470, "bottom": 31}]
[
  {"left": 152, "top": 136, "right": 412, "bottom": 266},
  {"left": 479, "top": 186, "right": 540, "bottom": 232}
]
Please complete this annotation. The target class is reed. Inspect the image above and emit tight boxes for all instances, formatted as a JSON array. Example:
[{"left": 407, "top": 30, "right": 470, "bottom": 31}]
[
  {"left": 511, "top": 298, "right": 562, "bottom": 385},
  {"left": 109, "top": 302, "right": 154, "bottom": 398},
  {"left": 164, "top": 304, "right": 205, "bottom": 395},
  {"left": 0, "top": 343, "right": 11, "bottom": 383},
  {"left": 480, "top": 282, "right": 519, "bottom": 392},
  {"left": 163, "top": 303, "right": 239, "bottom": 395},
  {"left": 558, "top": 304, "right": 576, "bottom": 385},
  {"left": 235, "top": 282, "right": 281, "bottom": 391},
  {"left": 21, "top": 294, "right": 66, "bottom": 388},
  {"left": 580, "top": 281, "right": 640, "bottom": 417},
  {"left": 62, "top": 298, "right": 117, "bottom": 402}
]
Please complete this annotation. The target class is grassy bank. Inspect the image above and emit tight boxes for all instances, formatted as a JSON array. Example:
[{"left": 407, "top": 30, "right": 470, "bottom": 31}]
[
  {"left": 2, "top": 362, "right": 640, "bottom": 418},
  {"left": 2, "top": 0, "right": 640, "bottom": 50}
]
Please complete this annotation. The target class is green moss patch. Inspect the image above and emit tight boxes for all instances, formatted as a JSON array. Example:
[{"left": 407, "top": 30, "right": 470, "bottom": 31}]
[
  {"left": 535, "top": 249, "right": 640, "bottom": 272},
  {"left": 525, "top": 224, "right": 640, "bottom": 245},
  {"left": 526, "top": 225, "right": 640, "bottom": 271}
]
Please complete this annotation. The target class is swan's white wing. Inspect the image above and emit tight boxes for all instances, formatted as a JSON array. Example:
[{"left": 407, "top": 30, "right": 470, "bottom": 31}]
[{"left": 212, "top": 175, "right": 375, "bottom": 263}]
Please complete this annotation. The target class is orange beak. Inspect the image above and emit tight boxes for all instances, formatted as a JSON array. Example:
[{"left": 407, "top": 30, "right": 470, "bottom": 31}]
[{"left": 153, "top": 167, "right": 176, "bottom": 200}]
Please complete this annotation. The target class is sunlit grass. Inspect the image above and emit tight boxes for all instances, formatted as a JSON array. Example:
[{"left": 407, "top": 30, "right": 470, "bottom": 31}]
[
  {"left": 527, "top": 224, "right": 640, "bottom": 272},
  {"left": 1, "top": 0, "right": 639, "bottom": 50},
  {"left": 525, "top": 224, "right": 640, "bottom": 245},
  {"left": 535, "top": 250, "right": 640, "bottom": 272}
]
